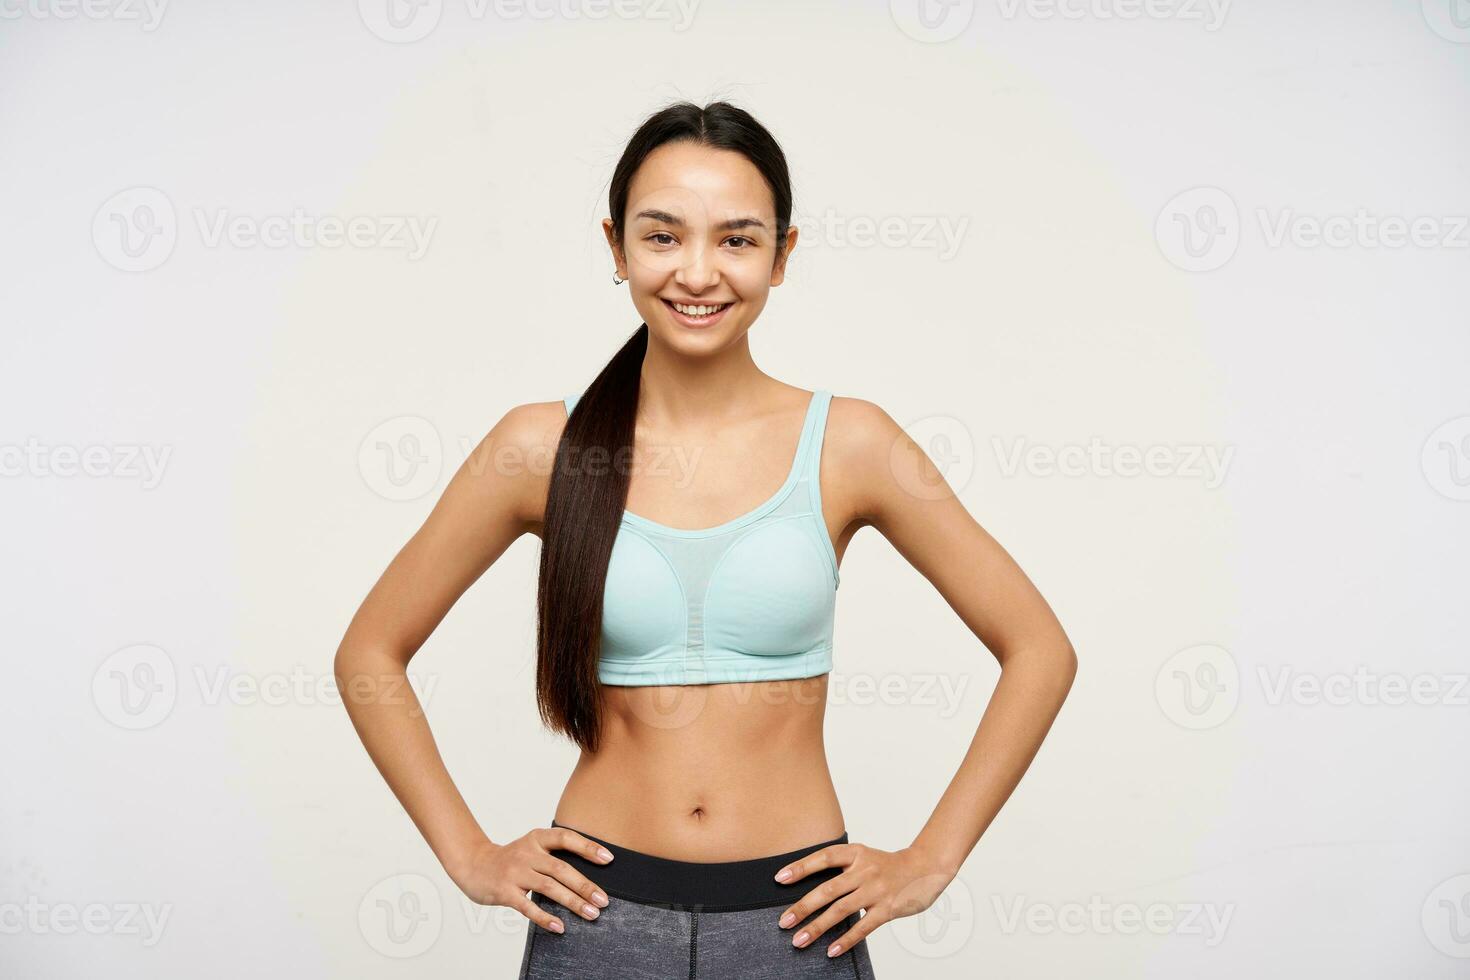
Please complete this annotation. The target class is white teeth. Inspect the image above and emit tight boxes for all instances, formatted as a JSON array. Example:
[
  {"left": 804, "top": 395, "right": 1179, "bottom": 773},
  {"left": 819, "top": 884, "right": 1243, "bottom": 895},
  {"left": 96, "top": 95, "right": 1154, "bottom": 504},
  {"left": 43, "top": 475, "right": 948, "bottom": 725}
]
[{"left": 671, "top": 302, "right": 728, "bottom": 317}]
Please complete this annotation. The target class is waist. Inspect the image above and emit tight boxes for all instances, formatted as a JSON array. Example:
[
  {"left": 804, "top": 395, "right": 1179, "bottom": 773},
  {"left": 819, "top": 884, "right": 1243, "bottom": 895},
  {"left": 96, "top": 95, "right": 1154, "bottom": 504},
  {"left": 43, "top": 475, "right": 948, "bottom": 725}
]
[
  {"left": 546, "top": 819, "right": 848, "bottom": 911},
  {"left": 556, "top": 756, "right": 844, "bottom": 860},
  {"left": 557, "top": 677, "right": 843, "bottom": 858}
]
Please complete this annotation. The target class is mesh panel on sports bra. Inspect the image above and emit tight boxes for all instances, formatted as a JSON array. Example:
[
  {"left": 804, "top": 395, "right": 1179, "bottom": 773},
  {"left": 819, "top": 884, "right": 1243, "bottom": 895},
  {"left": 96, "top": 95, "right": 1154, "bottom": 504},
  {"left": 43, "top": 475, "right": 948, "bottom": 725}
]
[{"left": 563, "top": 389, "right": 840, "bottom": 686}]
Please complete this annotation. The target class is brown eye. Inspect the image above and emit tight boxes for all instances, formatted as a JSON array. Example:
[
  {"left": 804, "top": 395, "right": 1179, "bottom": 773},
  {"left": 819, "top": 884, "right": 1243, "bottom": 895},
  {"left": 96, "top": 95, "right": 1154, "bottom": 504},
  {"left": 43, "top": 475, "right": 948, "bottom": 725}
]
[
  {"left": 725, "top": 236, "right": 753, "bottom": 249},
  {"left": 647, "top": 232, "right": 676, "bottom": 246}
]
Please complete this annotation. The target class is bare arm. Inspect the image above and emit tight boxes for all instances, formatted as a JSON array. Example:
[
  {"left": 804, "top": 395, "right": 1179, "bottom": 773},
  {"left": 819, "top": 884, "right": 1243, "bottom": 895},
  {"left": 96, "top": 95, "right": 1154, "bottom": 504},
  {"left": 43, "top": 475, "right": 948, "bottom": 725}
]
[
  {"left": 850, "top": 398, "right": 1078, "bottom": 872},
  {"left": 332, "top": 400, "right": 612, "bottom": 933},
  {"left": 774, "top": 397, "right": 1078, "bottom": 957}
]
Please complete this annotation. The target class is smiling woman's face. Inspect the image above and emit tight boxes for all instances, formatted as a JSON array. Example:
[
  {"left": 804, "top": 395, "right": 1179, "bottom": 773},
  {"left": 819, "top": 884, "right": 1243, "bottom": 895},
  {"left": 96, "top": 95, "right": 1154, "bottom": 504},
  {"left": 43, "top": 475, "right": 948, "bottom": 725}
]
[{"left": 604, "top": 140, "right": 797, "bottom": 355}]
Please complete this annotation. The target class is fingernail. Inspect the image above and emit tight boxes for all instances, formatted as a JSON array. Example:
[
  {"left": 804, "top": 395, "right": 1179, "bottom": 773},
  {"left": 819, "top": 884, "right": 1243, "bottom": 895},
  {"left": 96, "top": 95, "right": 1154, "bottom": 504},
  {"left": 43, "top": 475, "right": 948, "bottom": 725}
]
[
  {"left": 828, "top": 943, "right": 842, "bottom": 957},
  {"left": 583, "top": 904, "right": 598, "bottom": 918},
  {"left": 549, "top": 920, "right": 564, "bottom": 933},
  {"left": 592, "top": 891, "right": 609, "bottom": 907},
  {"left": 793, "top": 930, "right": 809, "bottom": 947},
  {"left": 598, "top": 847, "right": 614, "bottom": 862},
  {"left": 778, "top": 911, "right": 795, "bottom": 928},
  {"left": 774, "top": 868, "right": 791, "bottom": 882}
]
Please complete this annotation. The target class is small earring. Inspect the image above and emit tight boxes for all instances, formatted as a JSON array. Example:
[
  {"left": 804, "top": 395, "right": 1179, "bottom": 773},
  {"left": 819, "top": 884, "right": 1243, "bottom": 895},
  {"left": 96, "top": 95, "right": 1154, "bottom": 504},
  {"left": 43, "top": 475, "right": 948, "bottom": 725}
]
[{"left": 612, "top": 271, "right": 626, "bottom": 285}]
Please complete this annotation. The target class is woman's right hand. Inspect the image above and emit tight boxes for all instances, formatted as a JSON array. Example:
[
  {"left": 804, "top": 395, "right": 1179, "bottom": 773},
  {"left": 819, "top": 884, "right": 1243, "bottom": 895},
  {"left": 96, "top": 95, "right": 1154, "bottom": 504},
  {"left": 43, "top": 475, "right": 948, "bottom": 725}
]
[{"left": 450, "top": 827, "right": 614, "bottom": 933}]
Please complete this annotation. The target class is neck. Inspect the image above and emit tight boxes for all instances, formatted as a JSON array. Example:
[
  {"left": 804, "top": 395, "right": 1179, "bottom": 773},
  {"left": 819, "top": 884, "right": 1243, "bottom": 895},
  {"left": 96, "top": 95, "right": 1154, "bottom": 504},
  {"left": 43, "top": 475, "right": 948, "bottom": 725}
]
[{"left": 634, "top": 334, "right": 775, "bottom": 426}]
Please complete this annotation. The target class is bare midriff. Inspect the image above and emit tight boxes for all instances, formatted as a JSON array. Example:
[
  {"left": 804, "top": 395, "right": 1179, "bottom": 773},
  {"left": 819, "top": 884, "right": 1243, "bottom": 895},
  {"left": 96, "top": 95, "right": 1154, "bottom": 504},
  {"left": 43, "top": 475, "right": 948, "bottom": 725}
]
[{"left": 552, "top": 675, "right": 845, "bottom": 862}]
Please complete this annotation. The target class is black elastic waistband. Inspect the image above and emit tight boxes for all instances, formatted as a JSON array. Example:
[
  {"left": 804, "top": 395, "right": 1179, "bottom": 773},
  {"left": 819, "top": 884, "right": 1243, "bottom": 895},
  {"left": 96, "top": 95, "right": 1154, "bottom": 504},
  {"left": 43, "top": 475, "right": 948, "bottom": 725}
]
[{"left": 546, "top": 820, "right": 848, "bottom": 912}]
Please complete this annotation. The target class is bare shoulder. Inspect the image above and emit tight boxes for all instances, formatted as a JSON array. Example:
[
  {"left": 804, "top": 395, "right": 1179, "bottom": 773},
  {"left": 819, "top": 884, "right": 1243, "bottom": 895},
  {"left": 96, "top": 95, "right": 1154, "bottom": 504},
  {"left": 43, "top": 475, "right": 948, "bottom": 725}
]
[
  {"left": 824, "top": 394, "right": 904, "bottom": 455},
  {"left": 821, "top": 394, "right": 913, "bottom": 525},
  {"left": 491, "top": 396, "right": 570, "bottom": 451},
  {"left": 456, "top": 397, "right": 569, "bottom": 527}
]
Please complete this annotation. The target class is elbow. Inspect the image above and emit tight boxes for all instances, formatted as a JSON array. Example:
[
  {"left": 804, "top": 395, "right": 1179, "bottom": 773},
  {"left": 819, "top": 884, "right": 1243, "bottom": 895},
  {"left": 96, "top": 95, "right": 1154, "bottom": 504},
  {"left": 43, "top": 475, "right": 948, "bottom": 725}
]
[
  {"left": 1055, "top": 641, "right": 1078, "bottom": 691},
  {"left": 1001, "top": 639, "right": 1076, "bottom": 691},
  {"left": 332, "top": 642, "right": 392, "bottom": 710},
  {"left": 333, "top": 639, "right": 413, "bottom": 709},
  {"left": 332, "top": 644, "right": 360, "bottom": 712},
  {"left": 331, "top": 644, "right": 353, "bottom": 685},
  {"left": 332, "top": 634, "right": 365, "bottom": 683}
]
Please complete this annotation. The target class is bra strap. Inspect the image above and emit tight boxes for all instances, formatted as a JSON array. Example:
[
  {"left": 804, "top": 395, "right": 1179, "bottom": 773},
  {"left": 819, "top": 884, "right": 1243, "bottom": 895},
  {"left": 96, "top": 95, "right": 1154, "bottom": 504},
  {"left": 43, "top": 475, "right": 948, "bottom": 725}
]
[{"left": 798, "top": 390, "right": 833, "bottom": 481}]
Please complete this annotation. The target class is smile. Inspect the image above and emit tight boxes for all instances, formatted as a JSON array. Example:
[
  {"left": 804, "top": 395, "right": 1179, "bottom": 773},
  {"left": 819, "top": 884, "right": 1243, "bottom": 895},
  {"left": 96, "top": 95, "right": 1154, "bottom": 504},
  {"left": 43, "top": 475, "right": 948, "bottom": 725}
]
[{"left": 662, "top": 299, "right": 733, "bottom": 327}]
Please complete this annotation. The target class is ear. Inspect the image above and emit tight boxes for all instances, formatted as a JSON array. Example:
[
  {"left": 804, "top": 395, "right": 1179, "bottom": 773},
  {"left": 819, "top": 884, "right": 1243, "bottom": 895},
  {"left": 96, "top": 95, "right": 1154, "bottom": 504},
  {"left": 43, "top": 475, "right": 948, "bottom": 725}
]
[
  {"left": 769, "top": 225, "right": 799, "bottom": 287},
  {"left": 602, "top": 218, "right": 629, "bottom": 281}
]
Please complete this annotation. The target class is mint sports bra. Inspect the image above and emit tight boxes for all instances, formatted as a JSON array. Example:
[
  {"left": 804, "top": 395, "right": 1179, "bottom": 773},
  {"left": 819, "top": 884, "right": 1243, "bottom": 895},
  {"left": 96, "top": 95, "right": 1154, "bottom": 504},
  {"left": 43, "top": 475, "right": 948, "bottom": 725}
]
[{"left": 562, "top": 388, "right": 840, "bottom": 687}]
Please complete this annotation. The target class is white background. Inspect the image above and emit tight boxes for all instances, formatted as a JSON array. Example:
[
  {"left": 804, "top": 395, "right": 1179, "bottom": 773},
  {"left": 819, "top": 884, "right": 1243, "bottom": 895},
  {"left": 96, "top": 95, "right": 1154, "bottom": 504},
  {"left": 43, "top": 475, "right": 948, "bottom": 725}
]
[{"left": 3, "top": 1, "right": 1469, "bottom": 976}]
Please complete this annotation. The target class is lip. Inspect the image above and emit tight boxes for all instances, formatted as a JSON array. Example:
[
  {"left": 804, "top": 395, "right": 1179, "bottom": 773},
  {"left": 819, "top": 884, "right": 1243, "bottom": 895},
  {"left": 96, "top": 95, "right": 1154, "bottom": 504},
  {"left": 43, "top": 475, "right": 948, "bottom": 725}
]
[{"left": 662, "top": 298, "right": 734, "bottom": 329}]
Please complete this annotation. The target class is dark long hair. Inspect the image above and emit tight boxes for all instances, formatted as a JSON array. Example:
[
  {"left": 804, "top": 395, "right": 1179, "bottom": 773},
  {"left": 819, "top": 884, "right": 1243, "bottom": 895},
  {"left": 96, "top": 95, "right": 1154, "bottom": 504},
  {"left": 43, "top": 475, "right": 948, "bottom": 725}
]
[{"left": 535, "top": 101, "right": 794, "bottom": 752}]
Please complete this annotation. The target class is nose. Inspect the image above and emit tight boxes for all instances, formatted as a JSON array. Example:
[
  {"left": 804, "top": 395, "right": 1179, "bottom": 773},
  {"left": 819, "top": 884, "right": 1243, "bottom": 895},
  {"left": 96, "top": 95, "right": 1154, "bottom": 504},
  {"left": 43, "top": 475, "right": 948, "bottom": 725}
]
[{"left": 674, "top": 241, "right": 720, "bottom": 294}]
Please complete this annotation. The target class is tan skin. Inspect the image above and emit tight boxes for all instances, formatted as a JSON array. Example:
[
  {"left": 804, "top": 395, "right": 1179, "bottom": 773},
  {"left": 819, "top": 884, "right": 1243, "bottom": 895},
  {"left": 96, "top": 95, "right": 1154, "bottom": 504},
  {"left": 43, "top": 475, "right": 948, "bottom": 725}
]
[{"left": 333, "top": 140, "right": 1077, "bottom": 959}]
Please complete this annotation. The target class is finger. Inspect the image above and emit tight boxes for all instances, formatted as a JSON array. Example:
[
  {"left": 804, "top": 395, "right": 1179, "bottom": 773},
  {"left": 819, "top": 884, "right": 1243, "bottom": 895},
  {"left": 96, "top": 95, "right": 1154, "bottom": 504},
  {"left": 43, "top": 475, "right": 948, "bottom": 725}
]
[
  {"left": 512, "top": 892, "right": 565, "bottom": 935},
  {"left": 776, "top": 871, "right": 858, "bottom": 930},
  {"left": 536, "top": 856, "right": 611, "bottom": 909},
  {"left": 532, "top": 874, "right": 603, "bottom": 921},
  {"left": 825, "top": 909, "right": 882, "bottom": 959},
  {"left": 791, "top": 893, "right": 866, "bottom": 950},
  {"left": 541, "top": 827, "right": 616, "bottom": 865},
  {"left": 773, "top": 843, "right": 852, "bottom": 885}
]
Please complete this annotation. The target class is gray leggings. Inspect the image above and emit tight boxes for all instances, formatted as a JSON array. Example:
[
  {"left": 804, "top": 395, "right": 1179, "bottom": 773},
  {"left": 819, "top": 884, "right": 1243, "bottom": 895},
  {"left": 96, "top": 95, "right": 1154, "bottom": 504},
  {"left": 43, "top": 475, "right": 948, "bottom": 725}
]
[{"left": 517, "top": 821, "right": 878, "bottom": 979}]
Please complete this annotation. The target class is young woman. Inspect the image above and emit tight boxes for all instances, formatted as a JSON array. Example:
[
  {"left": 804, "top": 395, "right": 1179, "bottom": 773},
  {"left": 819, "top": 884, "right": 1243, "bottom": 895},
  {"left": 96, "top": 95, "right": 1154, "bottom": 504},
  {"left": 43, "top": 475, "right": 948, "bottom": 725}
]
[{"left": 334, "top": 101, "right": 1077, "bottom": 978}]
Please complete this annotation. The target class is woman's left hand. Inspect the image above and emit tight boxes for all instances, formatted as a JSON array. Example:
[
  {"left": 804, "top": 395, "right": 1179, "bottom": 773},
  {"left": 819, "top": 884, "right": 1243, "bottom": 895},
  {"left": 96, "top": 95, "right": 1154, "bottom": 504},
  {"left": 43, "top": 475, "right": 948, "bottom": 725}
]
[{"left": 773, "top": 841, "right": 956, "bottom": 958}]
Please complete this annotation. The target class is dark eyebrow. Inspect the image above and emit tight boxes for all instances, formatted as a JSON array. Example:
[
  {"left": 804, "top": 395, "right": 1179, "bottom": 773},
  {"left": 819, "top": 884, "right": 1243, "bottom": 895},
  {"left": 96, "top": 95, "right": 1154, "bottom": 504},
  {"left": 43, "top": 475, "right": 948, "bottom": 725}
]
[{"left": 633, "top": 209, "right": 769, "bottom": 233}]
